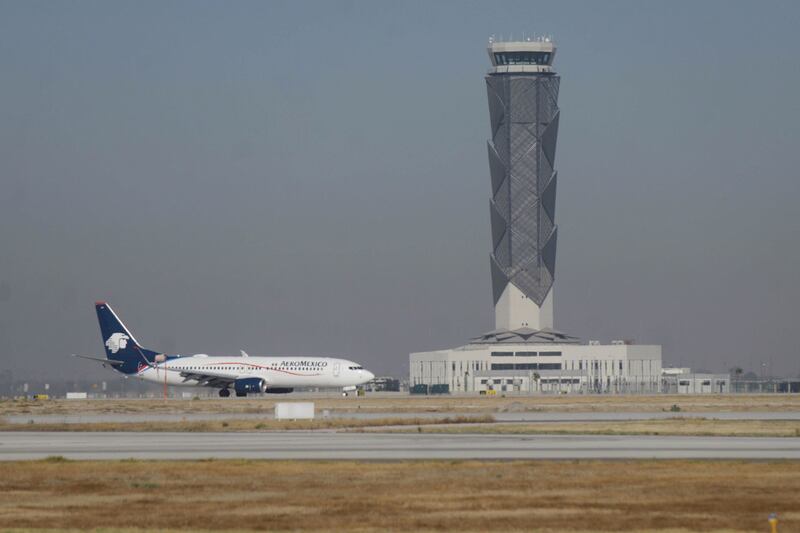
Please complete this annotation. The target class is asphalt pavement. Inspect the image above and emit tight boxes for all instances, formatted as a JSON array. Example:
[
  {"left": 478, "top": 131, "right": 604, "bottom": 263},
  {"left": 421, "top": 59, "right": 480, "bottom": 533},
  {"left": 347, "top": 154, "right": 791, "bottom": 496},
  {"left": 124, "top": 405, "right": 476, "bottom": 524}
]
[{"left": 1, "top": 431, "right": 799, "bottom": 460}]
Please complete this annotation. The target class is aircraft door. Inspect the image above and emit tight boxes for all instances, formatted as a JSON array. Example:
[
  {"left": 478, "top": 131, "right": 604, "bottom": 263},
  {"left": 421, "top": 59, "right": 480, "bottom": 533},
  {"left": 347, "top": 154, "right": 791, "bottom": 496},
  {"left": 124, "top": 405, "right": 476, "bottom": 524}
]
[{"left": 333, "top": 363, "right": 340, "bottom": 377}]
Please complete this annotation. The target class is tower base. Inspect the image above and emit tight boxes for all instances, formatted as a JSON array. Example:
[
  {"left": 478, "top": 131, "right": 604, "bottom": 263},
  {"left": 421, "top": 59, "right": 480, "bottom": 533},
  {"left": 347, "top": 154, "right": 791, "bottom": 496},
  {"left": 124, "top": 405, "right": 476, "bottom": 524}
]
[{"left": 495, "top": 283, "right": 553, "bottom": 330}]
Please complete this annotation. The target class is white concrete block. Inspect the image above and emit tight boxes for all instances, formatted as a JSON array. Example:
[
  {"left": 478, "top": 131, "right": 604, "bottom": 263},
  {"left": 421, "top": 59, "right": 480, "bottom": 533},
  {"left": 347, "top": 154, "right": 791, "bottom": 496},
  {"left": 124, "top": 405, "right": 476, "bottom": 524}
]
[{"left": 275, "top": 402, "right": 315, "bottom": 420}]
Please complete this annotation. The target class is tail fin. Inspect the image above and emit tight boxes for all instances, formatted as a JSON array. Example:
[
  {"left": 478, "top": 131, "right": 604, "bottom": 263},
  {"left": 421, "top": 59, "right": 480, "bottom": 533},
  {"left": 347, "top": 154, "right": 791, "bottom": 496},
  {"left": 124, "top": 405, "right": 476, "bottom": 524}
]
[{"left": 95, "top": 302, "right": 159, "bottom": 374}]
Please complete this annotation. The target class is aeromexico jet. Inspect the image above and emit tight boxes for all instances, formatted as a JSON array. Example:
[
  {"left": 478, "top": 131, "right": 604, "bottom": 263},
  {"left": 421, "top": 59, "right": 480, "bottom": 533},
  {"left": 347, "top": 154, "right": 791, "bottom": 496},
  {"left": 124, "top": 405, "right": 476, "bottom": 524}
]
[{"left": 75, "top": 302, "right": 374, "bottom": 397}]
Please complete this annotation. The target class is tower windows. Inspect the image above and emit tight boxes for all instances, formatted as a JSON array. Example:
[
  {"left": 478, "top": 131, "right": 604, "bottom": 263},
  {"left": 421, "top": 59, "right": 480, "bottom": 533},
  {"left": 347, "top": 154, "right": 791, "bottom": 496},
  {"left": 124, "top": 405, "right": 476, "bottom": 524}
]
[{"left": 494, "top": 52, "right": 552, "bottom": 66}]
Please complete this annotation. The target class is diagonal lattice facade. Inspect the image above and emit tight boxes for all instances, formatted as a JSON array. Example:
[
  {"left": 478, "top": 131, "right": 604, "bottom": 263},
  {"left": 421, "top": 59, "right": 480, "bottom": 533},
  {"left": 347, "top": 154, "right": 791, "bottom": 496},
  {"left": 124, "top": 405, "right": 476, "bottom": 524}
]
[{"left": 486, "top": 73, "right": 560, "bottom": 307}]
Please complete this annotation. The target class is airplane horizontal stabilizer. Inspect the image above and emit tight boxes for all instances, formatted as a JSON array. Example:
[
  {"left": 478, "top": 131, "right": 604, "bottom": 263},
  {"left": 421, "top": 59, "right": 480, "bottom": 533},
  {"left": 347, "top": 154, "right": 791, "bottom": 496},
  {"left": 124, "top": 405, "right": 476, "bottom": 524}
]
[{"left": 72, "top": 354, "right": 124, "bottom": 366}]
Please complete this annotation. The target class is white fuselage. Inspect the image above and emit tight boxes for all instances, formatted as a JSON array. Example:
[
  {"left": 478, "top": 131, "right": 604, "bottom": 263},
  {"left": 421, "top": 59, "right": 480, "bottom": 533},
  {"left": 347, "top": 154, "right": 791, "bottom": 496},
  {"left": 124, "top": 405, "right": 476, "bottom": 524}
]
[{"left": 136, "top": 356, "right": 373, "bottom": 389}]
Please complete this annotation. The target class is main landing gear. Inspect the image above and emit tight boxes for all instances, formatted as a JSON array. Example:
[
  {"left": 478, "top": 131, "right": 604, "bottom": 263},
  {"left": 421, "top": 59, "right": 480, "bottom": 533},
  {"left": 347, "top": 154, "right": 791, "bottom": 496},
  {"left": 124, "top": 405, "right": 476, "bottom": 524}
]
[{"left": 219, "top": 388, "right": 230, "bottom": 398}]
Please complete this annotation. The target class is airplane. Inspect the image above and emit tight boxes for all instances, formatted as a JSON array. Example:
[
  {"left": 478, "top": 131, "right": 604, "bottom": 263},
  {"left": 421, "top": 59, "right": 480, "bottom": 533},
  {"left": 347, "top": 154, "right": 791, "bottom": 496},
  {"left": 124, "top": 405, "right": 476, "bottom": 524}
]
[{"left": 74, "top": 301, "right": 375, "bottom": 397}]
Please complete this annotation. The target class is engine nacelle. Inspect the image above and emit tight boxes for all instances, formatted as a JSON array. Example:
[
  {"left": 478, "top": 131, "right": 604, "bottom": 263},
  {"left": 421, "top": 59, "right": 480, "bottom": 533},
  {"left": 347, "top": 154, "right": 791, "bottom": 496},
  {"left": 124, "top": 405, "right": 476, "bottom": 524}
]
[
  {"left": 233, "top": 377, "right": 266, "bottom": 394},
  {"left": 265, "top": 387, "right": 293, "bottom": 394}
]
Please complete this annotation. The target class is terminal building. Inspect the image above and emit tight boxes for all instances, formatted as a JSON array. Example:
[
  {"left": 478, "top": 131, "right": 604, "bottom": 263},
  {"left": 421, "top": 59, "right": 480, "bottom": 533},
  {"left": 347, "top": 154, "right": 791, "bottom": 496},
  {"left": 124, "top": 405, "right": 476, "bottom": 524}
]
[
  {"left": 661, "top": 368, "right": 730, "bottom": 394},
  {"left": 410, "top": 36, "right": 663, "bottom": 394}
]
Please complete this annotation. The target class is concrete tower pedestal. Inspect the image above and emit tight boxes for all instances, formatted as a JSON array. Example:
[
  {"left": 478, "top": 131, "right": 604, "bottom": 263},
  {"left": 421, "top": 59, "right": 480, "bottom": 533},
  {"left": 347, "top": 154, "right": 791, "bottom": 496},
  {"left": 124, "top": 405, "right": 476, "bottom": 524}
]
[{"left": 494, "top": 283, "right": 553, "bottom": 331}]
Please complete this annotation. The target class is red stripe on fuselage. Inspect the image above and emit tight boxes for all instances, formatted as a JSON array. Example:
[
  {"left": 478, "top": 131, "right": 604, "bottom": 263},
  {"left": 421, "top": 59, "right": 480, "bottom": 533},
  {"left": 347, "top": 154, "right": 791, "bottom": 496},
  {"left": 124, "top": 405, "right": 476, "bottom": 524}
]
[{"left": 152, "top": 361, "right": 324, "bottom": 377}]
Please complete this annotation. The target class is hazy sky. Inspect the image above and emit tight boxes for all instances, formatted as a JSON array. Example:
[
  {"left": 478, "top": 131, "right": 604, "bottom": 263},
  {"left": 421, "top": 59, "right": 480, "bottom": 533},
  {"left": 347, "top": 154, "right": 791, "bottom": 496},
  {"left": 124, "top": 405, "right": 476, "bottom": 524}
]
[{"left": 1, "top": 0, "right": 799, "bottom": 381}]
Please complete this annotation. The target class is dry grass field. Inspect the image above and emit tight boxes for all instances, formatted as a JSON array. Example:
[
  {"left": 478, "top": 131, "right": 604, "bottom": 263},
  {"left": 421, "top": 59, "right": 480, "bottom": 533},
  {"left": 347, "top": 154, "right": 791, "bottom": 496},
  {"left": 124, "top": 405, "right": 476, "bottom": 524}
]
[
  {"left": 0, "top": 415, "right": 492, "bottom": 433},
  {"left": 0, "top": 459, "right": 798, "bottom": 532},
  {"left": 2, "top": 393, "right": 800, "bottom": 417},
  {"left": 387, "top": 418, "right": 800, "bottom": 437},
  {"left": 0, "top": 529, "right": 773, "bottom": 533},
  {"left": 2, "top": 416, "right": 800, "bottom": 437}
]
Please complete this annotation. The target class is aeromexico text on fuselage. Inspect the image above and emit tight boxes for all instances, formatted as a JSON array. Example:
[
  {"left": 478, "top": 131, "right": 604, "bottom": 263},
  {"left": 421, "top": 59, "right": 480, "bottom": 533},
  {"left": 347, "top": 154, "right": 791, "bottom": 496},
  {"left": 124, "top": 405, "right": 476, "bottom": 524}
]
[
  {"left": 79, "top": 301, "right": 375, "bottom": 397},
  {"left": 281, "top": 360, "right": 327, "bottom": 368}
]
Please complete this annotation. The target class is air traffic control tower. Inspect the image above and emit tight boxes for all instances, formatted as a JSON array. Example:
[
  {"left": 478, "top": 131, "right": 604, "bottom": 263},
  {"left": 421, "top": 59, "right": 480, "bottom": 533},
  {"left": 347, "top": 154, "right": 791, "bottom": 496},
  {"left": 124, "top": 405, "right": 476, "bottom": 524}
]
[
  {"left": 486, "top": 36, "right": 560, "bottom": 331},
  {"left": 409, "top": 36, "right": 663, "bottom": 395}
]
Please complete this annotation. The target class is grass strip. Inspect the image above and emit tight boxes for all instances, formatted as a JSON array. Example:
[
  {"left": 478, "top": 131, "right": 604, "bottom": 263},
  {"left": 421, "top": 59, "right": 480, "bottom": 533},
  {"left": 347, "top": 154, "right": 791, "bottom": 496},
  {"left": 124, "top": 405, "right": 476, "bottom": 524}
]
[{"left": 0, "top": 459, "right": 797, "bottom": 531}]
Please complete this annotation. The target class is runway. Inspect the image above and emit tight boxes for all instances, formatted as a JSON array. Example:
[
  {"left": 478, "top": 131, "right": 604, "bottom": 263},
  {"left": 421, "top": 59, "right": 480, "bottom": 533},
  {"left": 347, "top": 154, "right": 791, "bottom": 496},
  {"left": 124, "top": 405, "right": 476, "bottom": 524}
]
[{"left": 1, "top": 431, "right": 799, "bottom": 460}]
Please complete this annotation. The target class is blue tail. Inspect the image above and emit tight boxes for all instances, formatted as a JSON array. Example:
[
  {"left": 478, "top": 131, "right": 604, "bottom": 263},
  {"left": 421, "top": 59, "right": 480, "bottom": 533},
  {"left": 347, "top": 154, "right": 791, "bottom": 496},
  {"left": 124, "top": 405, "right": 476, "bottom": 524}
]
[{"left": 95, "top": 302, "right": 161, "bottom": 374}]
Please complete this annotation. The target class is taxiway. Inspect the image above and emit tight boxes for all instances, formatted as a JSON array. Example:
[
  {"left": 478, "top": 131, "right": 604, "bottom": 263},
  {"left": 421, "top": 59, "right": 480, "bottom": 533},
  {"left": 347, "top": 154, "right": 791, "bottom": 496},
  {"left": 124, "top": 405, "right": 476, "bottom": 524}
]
[{"left": 1, "top": 431, "right": 799, "bottom": 460}]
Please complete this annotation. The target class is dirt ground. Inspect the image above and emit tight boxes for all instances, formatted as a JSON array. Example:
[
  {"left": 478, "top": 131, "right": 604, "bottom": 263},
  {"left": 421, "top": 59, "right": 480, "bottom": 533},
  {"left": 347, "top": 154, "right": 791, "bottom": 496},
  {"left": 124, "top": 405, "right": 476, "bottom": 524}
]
[
  {"left": 0, "top": 459, "right": 797, "bottom": 532},
  {"left": 3, "top": 393, "right": 800, "bottom": 417}
]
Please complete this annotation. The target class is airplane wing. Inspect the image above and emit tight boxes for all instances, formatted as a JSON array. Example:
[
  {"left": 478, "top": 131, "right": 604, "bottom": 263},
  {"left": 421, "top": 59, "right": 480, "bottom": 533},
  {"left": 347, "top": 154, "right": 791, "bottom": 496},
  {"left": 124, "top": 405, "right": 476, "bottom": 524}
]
[
  {"left": 72, "top": 354, "right": 124, "bottom": 367},
  {"left": 172, "top": 368, "right": 248, "bottom": 389},
  {"left": 74, "top": 354, "right": 256, "bottom": 389}
]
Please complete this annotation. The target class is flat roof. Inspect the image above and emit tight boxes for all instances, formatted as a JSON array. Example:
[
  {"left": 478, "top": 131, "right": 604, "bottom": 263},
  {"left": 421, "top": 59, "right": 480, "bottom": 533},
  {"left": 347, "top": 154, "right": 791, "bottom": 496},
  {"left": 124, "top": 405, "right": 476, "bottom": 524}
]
[{"left": 468, "top": 327, "right": 581, "bottom": 346}]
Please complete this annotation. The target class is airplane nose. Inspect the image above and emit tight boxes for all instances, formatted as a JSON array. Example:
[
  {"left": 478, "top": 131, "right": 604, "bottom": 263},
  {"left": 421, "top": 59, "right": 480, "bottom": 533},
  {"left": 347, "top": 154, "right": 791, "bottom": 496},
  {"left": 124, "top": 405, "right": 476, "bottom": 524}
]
[{"left": 364, "top": 370, "right": 375, "bottom": 381}]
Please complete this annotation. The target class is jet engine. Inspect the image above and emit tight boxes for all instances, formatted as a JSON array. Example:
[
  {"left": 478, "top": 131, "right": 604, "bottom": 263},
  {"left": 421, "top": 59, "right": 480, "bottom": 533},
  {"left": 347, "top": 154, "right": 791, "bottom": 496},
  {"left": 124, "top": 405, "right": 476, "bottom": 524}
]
[{"left": 233, "top": 377, "right": 267, "bottom": 395}]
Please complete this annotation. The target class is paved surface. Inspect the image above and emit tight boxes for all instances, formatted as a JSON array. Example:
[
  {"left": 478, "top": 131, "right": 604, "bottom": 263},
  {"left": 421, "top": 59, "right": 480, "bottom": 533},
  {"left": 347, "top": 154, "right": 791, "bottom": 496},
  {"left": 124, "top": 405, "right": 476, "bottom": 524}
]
[
  {"left": 6, "top": 411, "right": 800, "bottom": 424},
  {"left": 1, "top": 431, "right": 799, "bottom": 460}
]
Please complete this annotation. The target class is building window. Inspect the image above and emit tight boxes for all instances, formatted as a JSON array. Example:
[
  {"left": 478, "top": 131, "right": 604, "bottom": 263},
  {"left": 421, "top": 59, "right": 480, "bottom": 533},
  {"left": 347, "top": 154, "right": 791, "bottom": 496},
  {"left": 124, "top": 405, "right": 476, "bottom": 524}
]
[
  {"left": 493, "top": 52, "right": 552, "bottom": 66},
  {"left": 539, "top": 351, "right": 562, "bottom": 357},
  {"left": 515, "top": 351, "right": 537, "bottom": 357},
  {"left": 538, "top": 363, "right": 562, "bottom": 370},
  {"left": 491, "top": 363, "right": 514, "bottom": 370},
  {"left": 514, "top": 363, "right": 538, "bottom": 370},
  {"left": 491, "top": 351, "right": 514, "bottom": 357},
  {"left": 679, "top": 380, "right": 690, "bottom": 386},
  {"left": 702, "top": 380, "right": 711, "bottom": 386}
]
